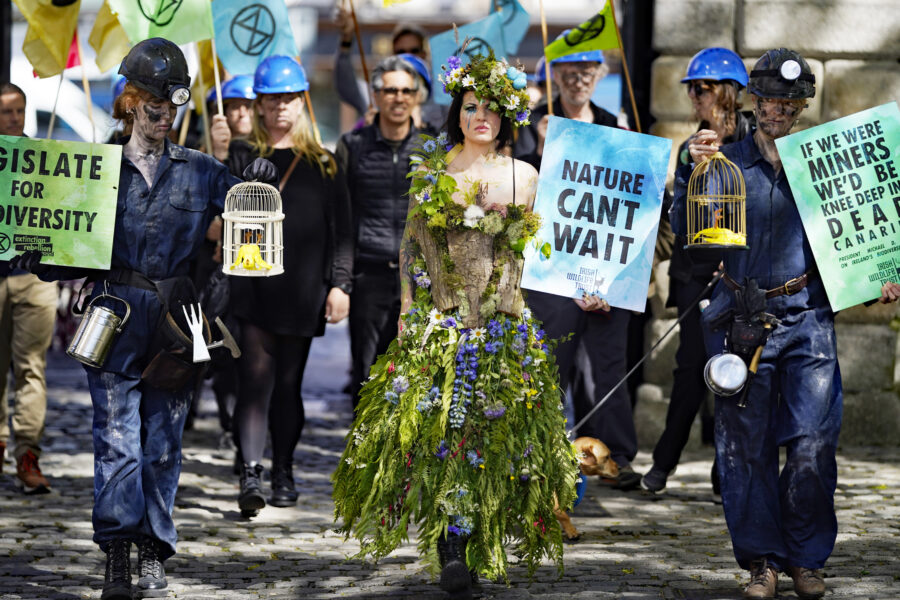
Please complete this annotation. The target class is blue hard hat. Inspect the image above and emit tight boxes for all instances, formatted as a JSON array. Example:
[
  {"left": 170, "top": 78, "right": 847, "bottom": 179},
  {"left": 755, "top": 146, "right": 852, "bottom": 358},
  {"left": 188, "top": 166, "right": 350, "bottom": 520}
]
[
  {"left": 549, "top": 30, "right": 605, "bottom": 65},
  {"left": 681, "top": 47, "right": 748, "bottom": 88},
  {"left": 397, "top": 53, "right": 432, "bottom": 97},
  {"left": 112, "top": 75, "right": 127, "bottom": 99},
  {"left": 208, "top": 74, "right": 257, "bottom": 105},
  {"left": 253, "top": 56, "right": 309, "bottom": 94},
  {"left": 530, "top": 56, "right": 549, "bottom": 84}
]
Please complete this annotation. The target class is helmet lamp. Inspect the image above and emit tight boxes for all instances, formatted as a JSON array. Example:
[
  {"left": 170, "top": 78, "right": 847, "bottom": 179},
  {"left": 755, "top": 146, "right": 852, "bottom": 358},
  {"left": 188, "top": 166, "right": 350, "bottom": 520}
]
[
  {"left": 170, "top": 86, "right": 191, "bottom": 106},
  {"left": 779, "top": 60, "right": 802, "bottom": 81}
]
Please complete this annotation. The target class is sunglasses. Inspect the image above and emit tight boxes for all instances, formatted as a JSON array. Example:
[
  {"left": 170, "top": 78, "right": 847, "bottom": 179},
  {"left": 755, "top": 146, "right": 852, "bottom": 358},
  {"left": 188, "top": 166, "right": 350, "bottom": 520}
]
[
  {"left": 686, "top": 81, "right": 715, "bottom": 96},
  {"left": 377, "top": 87, "right": 418, "bottom": 97},
  {"left": 558, "top": 69, "right": 599, "bottom": 85},
  {"left": 395, "top": 47, "right": 424, "bottom": 57}
]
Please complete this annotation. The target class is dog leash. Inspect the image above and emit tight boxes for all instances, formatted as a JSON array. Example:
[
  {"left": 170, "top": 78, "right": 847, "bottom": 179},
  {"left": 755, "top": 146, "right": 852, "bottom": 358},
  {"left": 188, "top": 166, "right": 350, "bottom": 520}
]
[{"left": 566, "top": 271, "right": 724, "bottom": 439}]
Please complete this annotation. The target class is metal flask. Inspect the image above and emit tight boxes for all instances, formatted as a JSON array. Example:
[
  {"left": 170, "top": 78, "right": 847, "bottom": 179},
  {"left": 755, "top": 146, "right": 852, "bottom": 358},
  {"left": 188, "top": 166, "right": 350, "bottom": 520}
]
[
  {"left": 66, "top": 294, "right": 131, "bottom": 368},
  {"left": 704, "top": 353, "right": 748, "bottom": 396}
]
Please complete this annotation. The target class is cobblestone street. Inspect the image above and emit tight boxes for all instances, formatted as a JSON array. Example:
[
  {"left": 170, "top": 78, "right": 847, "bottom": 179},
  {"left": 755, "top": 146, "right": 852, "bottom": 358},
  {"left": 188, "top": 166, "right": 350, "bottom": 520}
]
[{"left": 1, "top": 324, "right": 898, "bottom": 599}]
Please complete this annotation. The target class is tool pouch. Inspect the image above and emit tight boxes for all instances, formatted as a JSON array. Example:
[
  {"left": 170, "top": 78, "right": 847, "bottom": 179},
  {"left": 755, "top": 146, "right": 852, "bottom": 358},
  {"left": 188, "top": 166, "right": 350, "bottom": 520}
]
[{"left": 727, "top": 319, "right": 770, "bottom": 362}]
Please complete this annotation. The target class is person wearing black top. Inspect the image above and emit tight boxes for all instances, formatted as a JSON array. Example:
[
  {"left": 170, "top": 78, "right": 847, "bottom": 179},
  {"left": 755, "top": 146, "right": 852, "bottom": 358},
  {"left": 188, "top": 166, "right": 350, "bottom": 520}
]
[
  {"left": 513, "top": 43, "right": 642, "bottom": 490},
  {"left": 225, "top": 56, "right": 353, "bottom": 515},
  {"left": 335, "top": 56, "right": 424, "bottom": 409}
]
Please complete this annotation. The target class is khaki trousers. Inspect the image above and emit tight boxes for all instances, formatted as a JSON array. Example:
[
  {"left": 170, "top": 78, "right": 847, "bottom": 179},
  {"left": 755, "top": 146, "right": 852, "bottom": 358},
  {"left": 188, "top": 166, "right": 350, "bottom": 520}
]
[{"left": 0, "top": 274, "right": 58, "bottom": 458}]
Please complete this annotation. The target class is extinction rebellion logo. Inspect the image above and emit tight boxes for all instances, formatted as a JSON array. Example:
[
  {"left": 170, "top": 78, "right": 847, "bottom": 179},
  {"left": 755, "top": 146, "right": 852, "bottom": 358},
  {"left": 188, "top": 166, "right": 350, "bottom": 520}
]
[{"left": 230, "top": 4, "right": 277, "bottom": 57}]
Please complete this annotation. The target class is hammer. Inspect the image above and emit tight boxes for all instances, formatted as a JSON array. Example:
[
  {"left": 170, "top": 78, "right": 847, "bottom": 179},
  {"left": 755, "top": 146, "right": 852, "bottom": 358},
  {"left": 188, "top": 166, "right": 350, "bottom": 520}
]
[{"left": 207, "top": 317, "right": 241, "bottom": 359}]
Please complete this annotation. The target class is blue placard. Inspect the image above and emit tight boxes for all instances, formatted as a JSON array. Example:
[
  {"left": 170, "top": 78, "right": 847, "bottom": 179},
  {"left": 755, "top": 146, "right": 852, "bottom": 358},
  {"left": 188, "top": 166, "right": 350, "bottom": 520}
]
[{"left": 521, "top": 117, "right": 672, "bottom": 312}]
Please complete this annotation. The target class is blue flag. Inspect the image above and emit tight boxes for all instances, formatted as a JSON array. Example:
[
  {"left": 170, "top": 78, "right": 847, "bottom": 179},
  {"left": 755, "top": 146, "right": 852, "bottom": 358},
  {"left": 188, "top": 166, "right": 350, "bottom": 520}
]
[
  {"left": 491, "top": 0, "right": 530, "bottom": 54},
  {"left": 213, "top": 0, "right": 298, "bottom": 75},
  {"left": 430, "top": 13, "right": 507, "bottom": 106}
]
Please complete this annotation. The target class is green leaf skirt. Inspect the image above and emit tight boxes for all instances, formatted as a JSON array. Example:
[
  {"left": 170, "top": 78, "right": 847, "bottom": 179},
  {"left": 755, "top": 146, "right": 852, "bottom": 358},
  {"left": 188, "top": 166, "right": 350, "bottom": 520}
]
[{"left": 332, "top": 292, "right": 579, "bottom": 581}]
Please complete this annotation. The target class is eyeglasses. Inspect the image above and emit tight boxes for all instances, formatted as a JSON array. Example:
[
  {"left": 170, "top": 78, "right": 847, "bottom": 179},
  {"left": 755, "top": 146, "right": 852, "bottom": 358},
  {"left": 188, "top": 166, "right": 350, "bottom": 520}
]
[
  {"left": 686, "top": 81, "right": 715, "bottom": 97},
  {"left": 395, "top": 46, "right": 424, "bottom": 57},
  {"left": 755, "top": 97, "right": 806, "bottom": 117},
  {"left": 377, "top": 87, "right": 418, "bottom": 97},
  {"left": 558, "top": 69, "right": 599, "bottom": 85}
]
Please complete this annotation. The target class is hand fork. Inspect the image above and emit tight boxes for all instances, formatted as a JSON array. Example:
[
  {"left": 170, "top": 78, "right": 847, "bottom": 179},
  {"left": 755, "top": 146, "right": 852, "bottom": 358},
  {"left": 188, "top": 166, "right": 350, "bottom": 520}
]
[{"left": 182, "top": 303, "right": 211, "bottom": 363}]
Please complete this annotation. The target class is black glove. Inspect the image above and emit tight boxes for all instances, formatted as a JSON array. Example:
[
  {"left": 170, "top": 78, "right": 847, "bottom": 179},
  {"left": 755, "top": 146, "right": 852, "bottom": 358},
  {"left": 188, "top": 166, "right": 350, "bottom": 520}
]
[
  {"left": 242, "top": 158, "right": 279, "bottom": 185},
  {"left": 8, "top": 250, "right": 48, "bottom": 275},
  {"left": 734, "top": 277, "right": 767, "bottom": 321}
]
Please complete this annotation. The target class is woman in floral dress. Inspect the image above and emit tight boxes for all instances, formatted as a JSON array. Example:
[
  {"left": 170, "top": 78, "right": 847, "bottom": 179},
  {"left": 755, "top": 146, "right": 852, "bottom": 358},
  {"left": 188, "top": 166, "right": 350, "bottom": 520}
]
[{"left": 333, "top": 53, "right": 583, "bottom": 600}]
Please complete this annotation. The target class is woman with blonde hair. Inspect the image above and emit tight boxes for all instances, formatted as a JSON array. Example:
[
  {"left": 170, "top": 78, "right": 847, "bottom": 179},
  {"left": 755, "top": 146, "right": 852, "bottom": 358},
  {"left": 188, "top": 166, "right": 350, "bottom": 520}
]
[{"left": 225, "top": 55, "right": 353, "bottom": 517}]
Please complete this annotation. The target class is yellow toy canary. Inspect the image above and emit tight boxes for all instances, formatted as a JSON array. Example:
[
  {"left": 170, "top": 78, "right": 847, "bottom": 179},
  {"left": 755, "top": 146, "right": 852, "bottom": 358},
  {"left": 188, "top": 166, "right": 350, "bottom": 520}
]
[{"left": 230, "top": 244, "right": 273, "bottom": 270}]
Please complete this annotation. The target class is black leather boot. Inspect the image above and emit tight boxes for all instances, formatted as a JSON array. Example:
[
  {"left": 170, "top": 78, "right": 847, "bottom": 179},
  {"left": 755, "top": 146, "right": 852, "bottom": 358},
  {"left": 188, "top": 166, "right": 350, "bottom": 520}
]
[
  {"left": 270, "top": 460, "right": 299, "bottom": 507},
  {"left": 101, "top": 539, "right": 132, "bottom": 600},
  {"left": 238, "top": 462, "right": 265, "bottom": 517},
  {"left": 437, "top": 534, "right": 473, "bottom": 600},
  {"left": 136, "top": 538, "right": 167, "bottom": 598}
]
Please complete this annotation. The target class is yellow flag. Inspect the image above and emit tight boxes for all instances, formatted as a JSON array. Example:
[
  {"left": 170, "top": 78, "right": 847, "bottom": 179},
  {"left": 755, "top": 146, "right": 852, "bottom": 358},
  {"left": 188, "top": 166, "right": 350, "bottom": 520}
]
[
  {"left": 192, "top": 40, "right": 227, "bottom": 115},
  {"left": 383, "top": 0, "right": 414, "bottom": 5},
  {"left": 13, "top": 0, "right": 81, "bottom": 78},
  {"left": 89, "top": 1, "right": 131, "bottom": 73},
  {"left": 544, "top": 1, "right": 620, "bottom": 63}
]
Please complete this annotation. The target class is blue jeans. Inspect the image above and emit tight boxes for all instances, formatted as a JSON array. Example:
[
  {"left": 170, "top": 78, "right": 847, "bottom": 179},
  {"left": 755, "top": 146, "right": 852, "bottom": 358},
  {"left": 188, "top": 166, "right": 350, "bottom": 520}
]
[
  {"left": 87, "top": 369, "right": 193, "bottom": 560},
  {"left": 712, "top": 307, "right": 841, "bottom": 570}
]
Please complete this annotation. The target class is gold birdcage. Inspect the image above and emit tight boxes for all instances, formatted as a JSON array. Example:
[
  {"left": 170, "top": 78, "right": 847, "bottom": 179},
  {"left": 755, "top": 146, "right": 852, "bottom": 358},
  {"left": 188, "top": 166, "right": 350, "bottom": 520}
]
[
  {"left": 222, "top": 182, "right": 285, "bottom": 277},
  {"left": 686, "top": 151, "right": 748, "bottom": 249}
]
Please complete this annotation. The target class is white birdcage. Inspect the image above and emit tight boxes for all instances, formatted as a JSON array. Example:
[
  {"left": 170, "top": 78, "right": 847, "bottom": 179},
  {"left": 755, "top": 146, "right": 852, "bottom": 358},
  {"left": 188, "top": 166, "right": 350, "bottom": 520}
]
[
  {"left": 686, "top": 152, "right": 748, "bottom": 249},
  {"left": 222, "top": 182, "right": 284, "bottom": 277}
]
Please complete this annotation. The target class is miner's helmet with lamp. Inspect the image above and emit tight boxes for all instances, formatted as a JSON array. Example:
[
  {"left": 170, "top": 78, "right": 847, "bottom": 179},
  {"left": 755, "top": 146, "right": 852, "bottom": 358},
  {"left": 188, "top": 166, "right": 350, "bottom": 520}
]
[
  {"left": 748, "top": 48, "right": 815, "bottom": 99},
  {"left": 118, "top": 37, "right": 192, "bottom": 106},
  {"left": 681, "top": 47, "right": 748, "bottom": 89},
  {"left": 253, "top": 55, "right": 309, "bottom": 94}
]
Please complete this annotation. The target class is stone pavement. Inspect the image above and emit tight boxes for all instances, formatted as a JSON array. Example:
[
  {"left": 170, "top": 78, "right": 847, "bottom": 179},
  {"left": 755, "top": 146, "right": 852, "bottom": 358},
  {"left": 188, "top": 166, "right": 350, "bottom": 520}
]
[{"left": 1, "top": 323, "right": 899, "bottom": 599}]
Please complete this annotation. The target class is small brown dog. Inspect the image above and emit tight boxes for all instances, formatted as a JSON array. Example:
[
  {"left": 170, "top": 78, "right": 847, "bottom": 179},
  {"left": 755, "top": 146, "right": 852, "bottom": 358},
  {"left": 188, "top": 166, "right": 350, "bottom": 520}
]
[{"left": 553, "top": 436, "right": 619, "bottom": 541}]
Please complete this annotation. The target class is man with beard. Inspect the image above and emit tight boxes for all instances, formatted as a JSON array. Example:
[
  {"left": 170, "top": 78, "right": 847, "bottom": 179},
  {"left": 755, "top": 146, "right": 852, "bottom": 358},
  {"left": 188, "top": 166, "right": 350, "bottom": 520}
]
[
  {"left": 336, "top": 55, "right": 425, "bottom": 409},
  {"left": 671, "top": 48, "right": 898, "bottom": 599}
]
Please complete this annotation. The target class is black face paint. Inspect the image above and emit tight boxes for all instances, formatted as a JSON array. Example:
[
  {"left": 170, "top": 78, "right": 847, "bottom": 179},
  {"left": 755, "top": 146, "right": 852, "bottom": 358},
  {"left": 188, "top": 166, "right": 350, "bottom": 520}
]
[{"left": 142, "top": 104, "right": 167, "bottom": 123}]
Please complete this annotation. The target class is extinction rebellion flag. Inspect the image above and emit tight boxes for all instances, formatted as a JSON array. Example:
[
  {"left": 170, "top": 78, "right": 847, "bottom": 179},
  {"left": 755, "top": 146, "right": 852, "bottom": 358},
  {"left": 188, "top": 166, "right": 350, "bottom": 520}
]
[
  {"left": 212, "top": 0, "right": 298, "bottom": 76},
  {"left": 108, "top": 0, "right": 214, "bottom": 46}
]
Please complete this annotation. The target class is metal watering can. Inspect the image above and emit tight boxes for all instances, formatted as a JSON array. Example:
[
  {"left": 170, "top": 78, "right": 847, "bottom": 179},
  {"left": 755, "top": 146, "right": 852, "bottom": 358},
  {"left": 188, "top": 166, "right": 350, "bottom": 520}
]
[{"left": 66, "top": 293, "right": 131, "bottom": 368}]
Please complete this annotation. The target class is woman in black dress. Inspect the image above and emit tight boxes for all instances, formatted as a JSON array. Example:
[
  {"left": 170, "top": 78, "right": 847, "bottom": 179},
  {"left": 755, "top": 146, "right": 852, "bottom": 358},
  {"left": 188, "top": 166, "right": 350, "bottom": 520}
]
[{"left": 225, "top": 55, "right": 353, "bottom": 516}]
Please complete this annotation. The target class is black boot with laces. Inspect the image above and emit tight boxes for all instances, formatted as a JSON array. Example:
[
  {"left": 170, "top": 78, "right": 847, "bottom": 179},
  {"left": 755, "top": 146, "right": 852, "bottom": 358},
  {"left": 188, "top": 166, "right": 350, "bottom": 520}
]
[
  {"left": 136, "top": 538, "right": 167, "bottom": 598},
  {"left": 270, "top": 460, "right": 299, "bottom": 507},
  {"left": 239, "top": 462, "right": 266, "bottom": 517},
  {"left": 101, "top": 539, "right": 132, "bottom": 600},
  {"left": 437, "top": 533, "right": 473, "bottom": 600}
]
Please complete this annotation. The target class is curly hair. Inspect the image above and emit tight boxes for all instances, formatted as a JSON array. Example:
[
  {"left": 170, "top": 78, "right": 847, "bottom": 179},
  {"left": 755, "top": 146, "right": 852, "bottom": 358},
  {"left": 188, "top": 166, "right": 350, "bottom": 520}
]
[{"left": 112, "top": 83, "right": 157, "bottom": 126}]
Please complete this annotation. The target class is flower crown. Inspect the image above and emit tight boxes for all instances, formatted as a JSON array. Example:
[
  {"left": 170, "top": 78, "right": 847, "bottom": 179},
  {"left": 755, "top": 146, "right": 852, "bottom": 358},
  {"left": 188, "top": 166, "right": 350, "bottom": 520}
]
[{"left": 439, "top": 51, "right": 531, "bottom": 127}]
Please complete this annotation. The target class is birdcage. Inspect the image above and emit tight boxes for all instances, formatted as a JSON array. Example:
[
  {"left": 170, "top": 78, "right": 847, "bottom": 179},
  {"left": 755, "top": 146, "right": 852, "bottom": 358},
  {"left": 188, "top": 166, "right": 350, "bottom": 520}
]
[
  {"left": 686, "top": 152, "right": 748, "bottom": 249},
  {"left": 222, "top": 182, "right": 284, "bottom": 277}
]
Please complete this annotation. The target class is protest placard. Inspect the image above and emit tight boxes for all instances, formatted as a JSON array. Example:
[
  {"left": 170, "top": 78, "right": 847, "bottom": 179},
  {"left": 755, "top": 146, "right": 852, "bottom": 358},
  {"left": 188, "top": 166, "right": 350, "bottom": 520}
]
[
  {"left": 0, "top": 135, "right": 121, "bottom": 269},
  {"left": 776, "top": 102, "right": 900, "bottom": 311},
  {"left": 521, "top": 116, "right": 671, "bottom": 311}
]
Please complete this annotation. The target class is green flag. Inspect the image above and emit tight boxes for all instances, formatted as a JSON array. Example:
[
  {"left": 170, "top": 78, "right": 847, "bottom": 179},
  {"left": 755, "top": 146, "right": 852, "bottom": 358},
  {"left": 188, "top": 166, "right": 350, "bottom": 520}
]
[
  {"left": 544, "top": 1, "right": 619, "bottom": 63},
  {"left": 109, "top": 0, "right": 214, "bottom": 46}
]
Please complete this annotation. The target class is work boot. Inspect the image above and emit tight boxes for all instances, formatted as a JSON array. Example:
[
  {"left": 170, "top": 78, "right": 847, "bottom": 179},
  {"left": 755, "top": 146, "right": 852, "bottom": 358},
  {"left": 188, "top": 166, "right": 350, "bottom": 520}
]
[
  {"left": 101, "top": 539, "right": 132, "bottom": 600},
  {"left": 743, "top": 558, "right": 778, "bottom": 599},
  {"left": 269, "top": 461, "right": 299, "bottom": 507},
  {"left": 238, "top": 462, "right": 265, "bottom": 517},
  {"left": 15, "top": 449, "right": 51, "bottom": 494},
  {"left": 437, "top": 533, "right": 473, "bottom": 600},
  {"left": 136, "top": 538, "right": 167, "bottom": 598},
  {"left": 788, "top": 566, "right": 825, "bottom": 599}
]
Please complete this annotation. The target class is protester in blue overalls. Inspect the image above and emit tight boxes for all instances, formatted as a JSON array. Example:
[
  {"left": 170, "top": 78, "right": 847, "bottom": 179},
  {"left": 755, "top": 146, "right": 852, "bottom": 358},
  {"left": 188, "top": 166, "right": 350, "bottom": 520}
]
[
  {"left": 671, "top": 48, "right": 899, "bottom": 600},
  {"left": 6, "top": 38, "right": 275, "bottom": 600}
]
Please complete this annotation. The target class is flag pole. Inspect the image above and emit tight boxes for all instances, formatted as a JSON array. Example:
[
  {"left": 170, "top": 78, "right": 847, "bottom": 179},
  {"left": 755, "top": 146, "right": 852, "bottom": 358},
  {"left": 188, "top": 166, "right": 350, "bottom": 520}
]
[
  {"left": 294, "top": 55, "right": 323, "bottom": 147},
  {"left": 178, "top": 106, "right": 192, "bottom": 146},
  {"left": 607, "top": 0, "right": 640, "bottom": 132},
  {"left": 195, "top": 44, "right": 213, "bottom": 156},
  {"left": 74, "top": 31, "right": 97, "bottom": 143},
  {"left": 538, "top": 0, "right": 553, "bottom": 116},
  {"left": 348, "top": 0, "right": 373, "bottom": 110},
  {"left": 46, "top": 74, "right": 63, "bottom": 140},
  {"left": 209, "top": 36, "right": 225, "bottom": 116}
]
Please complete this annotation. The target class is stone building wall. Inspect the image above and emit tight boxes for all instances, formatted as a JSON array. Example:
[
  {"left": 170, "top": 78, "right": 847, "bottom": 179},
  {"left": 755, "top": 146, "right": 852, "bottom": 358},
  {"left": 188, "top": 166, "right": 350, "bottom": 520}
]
[{"left": 634, "top": 0, "right": 900, "bottom": 447}]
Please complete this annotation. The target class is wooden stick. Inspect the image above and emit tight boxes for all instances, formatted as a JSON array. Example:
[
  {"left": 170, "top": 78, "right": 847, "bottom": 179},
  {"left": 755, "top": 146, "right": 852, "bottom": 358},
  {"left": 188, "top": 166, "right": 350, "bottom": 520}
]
[
  {"left": 210, "top": 36, "right": 224, "bottom": 116},
  {"left": 178, "top": 106, "right": 191, "bottom": 146},
  {"left": 46, "top": 74, "right": 63, "bottom": 140},
  {"left": 539, "top": 0, "right": 553, "bottom": 116},
  {"left": 75, "top": 32, "right": 96, "bottom": 143},
  {"left": 348, "top": 0, "right": 373, "bottom": 109},
  {"left": 608, "top": 0, "right": 641, "bottom": 133},
  {"left": 195, "top": 44, "right": 213, "bottom": 156},
  {"left": 293, "top": 55, "right": 323, "bottom": 147}
]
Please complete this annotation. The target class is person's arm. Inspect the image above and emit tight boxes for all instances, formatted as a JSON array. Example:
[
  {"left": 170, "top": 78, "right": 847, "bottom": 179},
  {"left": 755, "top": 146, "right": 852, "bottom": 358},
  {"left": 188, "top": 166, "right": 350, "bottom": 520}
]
[
  {"left": 333, "top": 8, "right": 369, "bottom": 118},
  {"left": 326, "top": 160, "right": 354, "bottom": 324}
]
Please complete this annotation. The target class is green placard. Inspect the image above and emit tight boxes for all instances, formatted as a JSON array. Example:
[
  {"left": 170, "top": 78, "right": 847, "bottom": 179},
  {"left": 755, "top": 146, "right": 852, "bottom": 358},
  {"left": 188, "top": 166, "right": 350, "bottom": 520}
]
[
  {"left": 0, "top": 135, "right": 121, "bottom": 270},
  {"left": 776, "top": 102, "right": 900, "bottom": 311}
]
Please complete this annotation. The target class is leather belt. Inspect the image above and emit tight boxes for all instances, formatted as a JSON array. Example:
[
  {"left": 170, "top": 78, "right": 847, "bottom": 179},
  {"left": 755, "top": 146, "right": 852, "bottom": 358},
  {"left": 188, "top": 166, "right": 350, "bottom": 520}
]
[
  {"left": 106, "top": 268, "right": 159, "bottom": 292},
  {"left": 722, "top": 271, "right": 812, "bottom": 299}
]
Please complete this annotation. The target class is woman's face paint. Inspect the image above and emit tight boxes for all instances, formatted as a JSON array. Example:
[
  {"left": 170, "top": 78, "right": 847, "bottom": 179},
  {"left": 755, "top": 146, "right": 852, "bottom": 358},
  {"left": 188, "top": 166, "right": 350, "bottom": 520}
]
[
  {"left": 459, "top": 91, "right": 500, "bottom": 145},
  {"left": 134, "top": 98, "right": 176, "bottom": 143}
]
